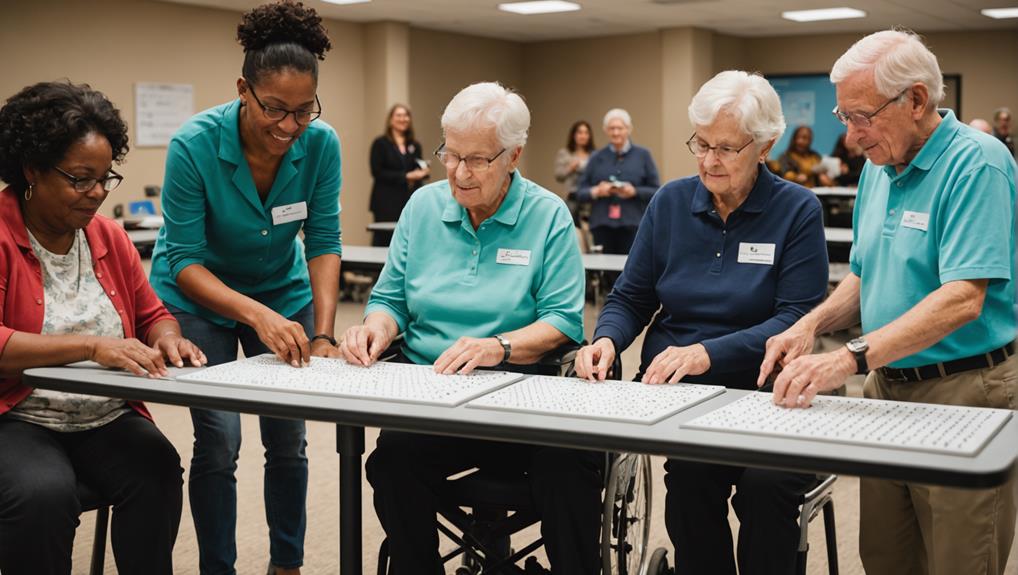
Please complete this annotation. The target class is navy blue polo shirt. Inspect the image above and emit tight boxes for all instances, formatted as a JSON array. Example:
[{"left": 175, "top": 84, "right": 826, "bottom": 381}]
[{"left": 593, "top": 166, "right": 829, "bottom": 389}]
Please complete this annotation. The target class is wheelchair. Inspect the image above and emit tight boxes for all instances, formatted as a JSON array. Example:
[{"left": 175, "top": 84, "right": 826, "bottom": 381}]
[{"left": 375, "top": 343, "right": 663, "bottom": 575}]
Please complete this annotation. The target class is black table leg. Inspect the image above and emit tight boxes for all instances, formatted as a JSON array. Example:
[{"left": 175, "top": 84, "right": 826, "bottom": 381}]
[{"left": 337, "top": 424, "right": 365, "bottom": 575}]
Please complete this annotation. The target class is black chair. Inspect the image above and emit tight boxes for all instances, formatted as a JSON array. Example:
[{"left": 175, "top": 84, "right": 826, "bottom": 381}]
[
  {"left": 77, "top": 481, "right": 112, "bottom": 575},
  {"left": 796, "top": 474, "right": 839, "bottom": 575},
  {"left": 376, "top": 346, "right": 656, "bottom": 575}
]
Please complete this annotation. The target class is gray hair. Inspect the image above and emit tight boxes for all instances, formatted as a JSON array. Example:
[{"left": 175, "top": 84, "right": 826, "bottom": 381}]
[
  {"left": 830, "top": 29, "right": 944, "bottom": 109},
  {"left": 687, "top": 70, "right": 786, "bottom": 143},
  {"left": 603, "top": 108, "right": 633, "bottom": 130},
  {"left": 441, "top": 82, "right": 530, "bottom": 149}
]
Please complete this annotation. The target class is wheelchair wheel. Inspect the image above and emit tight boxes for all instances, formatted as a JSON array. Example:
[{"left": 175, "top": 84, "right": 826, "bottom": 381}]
[
  {"left": 646, "top": 548, "right": 671, "bottom": 575},
  {"left": 601, "top": 453, "right": 653, "bottom": 575}
]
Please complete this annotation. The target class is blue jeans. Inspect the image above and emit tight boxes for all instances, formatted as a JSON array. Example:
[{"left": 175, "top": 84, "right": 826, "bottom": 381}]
[{"left": 168, "top": 303, "right": 312, "bottom": 575}]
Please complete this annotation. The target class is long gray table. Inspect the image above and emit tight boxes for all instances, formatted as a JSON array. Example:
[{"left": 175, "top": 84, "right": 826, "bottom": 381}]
[
  {"left": 23, "top": 365, "right": 1018, "bottom": 574},
  {"left": 341, "top": 245, "right": 628, "bottom": 273}
]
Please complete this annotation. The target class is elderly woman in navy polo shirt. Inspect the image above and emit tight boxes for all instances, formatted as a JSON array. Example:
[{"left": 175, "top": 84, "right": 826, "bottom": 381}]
[{"left": 576, "top": 70, "right": 829, "bottom": 575}]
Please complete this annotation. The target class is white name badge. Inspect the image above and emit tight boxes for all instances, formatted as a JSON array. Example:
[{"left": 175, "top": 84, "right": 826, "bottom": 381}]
[
  {"left": 496, "top": 248, "right": 531, "bottom": 266},
  {"left": 901, "top": 210, "right": 929, "bottom": 232},
  {"left": 737, "top": 242, "right": 776, "bottom": 265},
  {"left": 271, "top": 201, "right": 308, "bottom": 226}
]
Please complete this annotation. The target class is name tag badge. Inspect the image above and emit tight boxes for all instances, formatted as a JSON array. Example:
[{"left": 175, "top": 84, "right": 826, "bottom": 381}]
[
  {"left": 271, "top": 201, "right": 308, "bottom": 226},
  {"left": 496, "top": 248, "right": 531, "bottom": 266},
  {"left": 608, "top": 204, "right": 622, "bottom": 220},
  {"left": 901, "top": 210, "right": 929, "bottom": 232},
  {"left": 737, "top": 242, "right": 776, "bottom": 265}
]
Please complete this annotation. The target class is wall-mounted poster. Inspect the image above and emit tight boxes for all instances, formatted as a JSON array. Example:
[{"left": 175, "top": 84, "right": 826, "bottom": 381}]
[{"left": 135, "top": 83, "right": 193, "bottom": 147}]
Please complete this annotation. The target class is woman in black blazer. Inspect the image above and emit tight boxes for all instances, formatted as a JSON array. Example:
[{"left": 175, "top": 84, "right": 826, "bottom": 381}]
[{"left": 369, "top": 104, "right": 429, "bottom": 246}]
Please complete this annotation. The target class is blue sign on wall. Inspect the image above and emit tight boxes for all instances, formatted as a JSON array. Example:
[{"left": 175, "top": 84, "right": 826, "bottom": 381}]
[{"left": 766, "top": 74, "right": 846, "bottom": 160}]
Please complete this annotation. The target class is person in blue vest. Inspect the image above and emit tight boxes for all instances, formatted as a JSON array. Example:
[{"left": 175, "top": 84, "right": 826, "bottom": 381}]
[
  {"left": 761, "top": 29, "right": 1016, "bottom": 575},
  {"left": 148, "top": 2, "right": 342, "bottom": 573},
  {"left": 576, "top": 70, "right": 829, "bottom": 575}
]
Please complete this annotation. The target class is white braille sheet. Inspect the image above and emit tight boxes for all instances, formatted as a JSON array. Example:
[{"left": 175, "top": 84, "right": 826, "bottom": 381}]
[
  {"left": 683, "top": 392, "right": 1012, "bottom": 456},
  {"left": 467, "top": 375, "right": 725, "bottom": 424},
  {"left": 175, "top": 354, "right": 524, "bottom": 407}
]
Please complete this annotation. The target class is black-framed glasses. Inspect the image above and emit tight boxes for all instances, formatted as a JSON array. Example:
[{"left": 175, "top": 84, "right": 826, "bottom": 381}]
[
  {"left": 247, "top": 82, "right": 321, "bottom": 126},
  {"left": 832, "top": 88, "right": 909, "bottom": 127},
  {"left": 52, "top": 165, "right": 123, "bottom": 193},
  {"left": 685, "top": 133, "right": 754, "bottom": 161},
  {"left": 434, "top": 143, "right": 506, "bottom": 172}
]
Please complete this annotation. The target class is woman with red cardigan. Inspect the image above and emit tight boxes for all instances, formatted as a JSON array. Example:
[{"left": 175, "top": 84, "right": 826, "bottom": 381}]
[{"left": 0, "top": 81, "right": 205, "bottom": 575}]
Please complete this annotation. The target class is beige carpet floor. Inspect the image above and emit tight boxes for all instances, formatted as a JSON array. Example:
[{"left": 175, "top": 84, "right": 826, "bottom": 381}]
[{"left": 67, "top": 300, "right": 1017, "bottom": 574}]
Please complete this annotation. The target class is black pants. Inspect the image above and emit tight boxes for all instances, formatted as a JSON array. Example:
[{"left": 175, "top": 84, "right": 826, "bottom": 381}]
[
  {"left": 664, "top": 459, "right": 815, "bottom": 575},
  {"left": 372, "top": 230, "right": 393, "bottom": 247},
  {"left": 0, "top": 412, "right": 183, "bottom": 575},
  {"left": 591, "top": 226, "right": 638, "bottom": 255},
  {"left": 367, "top": 430, "right": 604, "bottom": 575}
]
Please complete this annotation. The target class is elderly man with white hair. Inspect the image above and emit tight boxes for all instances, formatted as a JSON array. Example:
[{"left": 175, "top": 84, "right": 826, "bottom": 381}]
[
  {"left": 339, "top": 82, "right": 600, "bottom": 575},
  {"left": 760, "top": 29, "right": 1017, "bottom": 575},
  {"left": 576, "top": 107, "right": 660, "bottom": 254},
  {"left": 575, "top": 70, "right": 829, "bottom": 574}
]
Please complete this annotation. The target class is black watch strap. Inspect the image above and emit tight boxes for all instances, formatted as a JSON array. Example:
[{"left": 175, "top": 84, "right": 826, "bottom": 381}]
[{"left": 312, "top": 333, "right": 337, "bottom": 346}]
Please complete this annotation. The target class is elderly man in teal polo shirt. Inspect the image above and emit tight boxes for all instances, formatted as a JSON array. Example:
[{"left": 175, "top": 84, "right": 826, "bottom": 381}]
[
  {"left": 339, "top": 82, "right": 599, "bottom": 575},
  {"left": 758, "top": 30, "right": 1017, "bottom": 575}
]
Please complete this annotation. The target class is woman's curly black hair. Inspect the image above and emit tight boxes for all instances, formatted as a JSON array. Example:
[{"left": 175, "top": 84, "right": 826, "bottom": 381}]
[
  {"left": 0, "top": 81, "right": 129, "bottom": 193},
  {"left": 238, "top": 1, "right": 331, "bottom": 85}
]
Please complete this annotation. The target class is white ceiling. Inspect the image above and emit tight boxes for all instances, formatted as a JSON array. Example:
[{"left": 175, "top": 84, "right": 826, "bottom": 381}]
[{"left": 158, "top": 0, "right": 1018, "bottom": 42}]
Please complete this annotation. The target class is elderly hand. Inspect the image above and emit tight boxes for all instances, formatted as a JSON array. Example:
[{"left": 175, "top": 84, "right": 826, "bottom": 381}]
[
  {"left": 339, "top": 324, "right": 392, "bottom": 367},
  {"left": 592, "top": 182, "right": 613, "bottom": 199},
  {"left": 152, "top": 333, "right": 207, "bottom": 368},
  {"left": 643, "top": 343, "right": 711, "bottom": 384},
  {"left": 433, "top": 336, "right": 504, "bottom": 375},
  {"left": 575, "top": 337, "right": 616, "bottom": 381},
  {"left": 89, "top": 336, "right": 170, "bottom": 378},
  {"left": 757, "top": 320, "right": 817, "bottom": 388},
  {"left": 616, "top": 183, "right": 637, "bottom": 199},
  {"left": 770, "top": 348, "right": 854, "bottom": 408},
  {"left": 310, "top": 336, "right": 343, "bottom": 359}
]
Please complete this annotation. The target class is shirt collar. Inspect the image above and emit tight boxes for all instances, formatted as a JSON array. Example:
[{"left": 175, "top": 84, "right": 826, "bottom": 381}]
[
  {"left": 441, "top": 171, "right": 526, "bottom": 228},
  {"left": 1, "top": 186, "right": 108, "bottom": 258},
  {"left": 608, "top": 140, "right": 633, "bottom": 156},
  {"left": 691, "top": 163, "right": 775, "bottom": 215},
  {"left": 881, "top": 108, "right": 958, "bottom": 179}
]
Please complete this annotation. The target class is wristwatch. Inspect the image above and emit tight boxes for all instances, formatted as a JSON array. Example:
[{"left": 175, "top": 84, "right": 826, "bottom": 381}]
[
  {"left": 311, "top": 333, "right": 337, "bottom": 346},
  {"left": 845, "top": 337, "right": 869, "bottom": 375},
  {"left": 493, "top": 334, "right": 512, "bottom": 363}
]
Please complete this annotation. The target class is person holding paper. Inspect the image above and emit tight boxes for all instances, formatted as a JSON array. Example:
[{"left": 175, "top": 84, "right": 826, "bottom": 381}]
[
  {"left": 338, "top": 82, "right": 600, "bottom": 575},
  {"left": 575, "top": 71, "right": 829, "bottom": 575},
  {"left": 147, "top": 2, "right": 342, "bottom": 573},
  {"left": 760, "top": 29, "right": 1017, "bottom": 575},
  {"left": 369, "top": 104, "right": 429, "bottom": 246}
]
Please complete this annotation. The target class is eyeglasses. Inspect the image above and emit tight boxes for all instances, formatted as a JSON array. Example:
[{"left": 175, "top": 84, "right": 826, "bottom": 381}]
[
  {"left": 246, "top": 82, "right": 321, "bottom": 126},
  {"left": 52, "top": 165, "right": 123, "bottom": 193},
  {"left": 832, "top": 88, "right": 909, "bottom": 127},
  {"left": 686, "top": 134, "right": 754, "bottom": 161},
  {"left": 434, "top": 144, "right": 506, "bottom": 172}
]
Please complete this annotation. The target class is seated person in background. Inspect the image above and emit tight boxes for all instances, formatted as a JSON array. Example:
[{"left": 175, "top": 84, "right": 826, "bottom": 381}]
[
  {"left": 575, "top": 70, "right": 829, "bottom": 575},
  {"left": 969, "top": 117, "right": 993, "bottom": 134},
  {"left": 778, "top": 125, "right": 834, "bottom": 187},
  {"left": 0, "top": 81, "right": 206, "bottom": 575},
  {"left": 339, "top": 82, "right": 600, "bottom": 575},
  {"left": 831, "top": 132, "right": 866, "bottom": 186}
]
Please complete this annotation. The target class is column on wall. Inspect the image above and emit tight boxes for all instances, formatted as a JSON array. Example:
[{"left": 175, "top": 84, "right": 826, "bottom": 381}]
[{"left": 660, "top": 27, "right": 716, "bottom": 181}]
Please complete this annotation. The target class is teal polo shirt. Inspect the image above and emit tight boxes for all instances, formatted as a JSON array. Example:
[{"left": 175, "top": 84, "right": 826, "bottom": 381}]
[
  {"left": 850, "top": 110, "right": 1016, "bottom": 368},
  {"left": 365, "top": 172, "right": 585, "bottom": 365},
  {"left": 150, "top": 99, "right": 342, "bottom": 327}
]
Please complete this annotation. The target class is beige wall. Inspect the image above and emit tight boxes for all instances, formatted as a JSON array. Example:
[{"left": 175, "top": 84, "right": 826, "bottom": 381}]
[
  {"left": 0, "top": 0, "right": 372, "bottom": 244},
  {"left": 407, "top": 28, "right": 525, "bottom": 176}
]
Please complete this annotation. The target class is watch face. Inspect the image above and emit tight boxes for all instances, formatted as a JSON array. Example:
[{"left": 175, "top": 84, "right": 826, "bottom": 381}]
[{"left": 847, "top": 338, "right": 868, "bottom": 353}]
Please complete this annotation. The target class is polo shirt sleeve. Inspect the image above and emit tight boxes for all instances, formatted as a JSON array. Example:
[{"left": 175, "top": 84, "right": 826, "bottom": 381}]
[
  {"left": 534, "top": 205, "right": 585, "bottom": 344},
  {"left": 364, "top": 201, "right": 411, "bottom": 333},
  {"left": 938, "top": 165, "right": 1013, "bottom": 284},
  {"left": 593, "top": 195, "right": 662, "bottom": 352},
  {"left": 161, "top": 136, "right": 210, "bottom": 280},
  {"left": 304, "top": 129, "right": 343, "bottom": 259},
  {"left": 700, "top": 199, "right": 829, "bottom": 372}
]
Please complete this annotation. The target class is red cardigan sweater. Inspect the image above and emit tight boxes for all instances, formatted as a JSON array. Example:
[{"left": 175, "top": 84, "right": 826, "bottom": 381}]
[{"left": 0, "top": 186, "right": 175, "bottom": 419}]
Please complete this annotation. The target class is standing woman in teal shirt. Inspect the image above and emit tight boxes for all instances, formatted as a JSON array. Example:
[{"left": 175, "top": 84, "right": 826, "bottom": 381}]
[{"left": 148, "top": 2, "right": 342, "bottom": 574}]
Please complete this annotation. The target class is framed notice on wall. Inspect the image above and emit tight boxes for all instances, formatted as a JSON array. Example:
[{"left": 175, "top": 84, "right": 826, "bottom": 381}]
[{"left": 135, "top": 83, "right": 193, "bottom": 147}]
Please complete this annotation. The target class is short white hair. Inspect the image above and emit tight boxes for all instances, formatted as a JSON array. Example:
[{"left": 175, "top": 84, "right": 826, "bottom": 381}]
[
  {"left": 603, "top": 108, "right": 632, "bottom": 130},
  {"left": 687, "top": 70, "right": 785, "bottom": 143},
  {"left": 441, "top": 82, "right": 530, "bottom": 149},
  {"left": 830, "top": 29, "right": 944, "bottom": 109}
]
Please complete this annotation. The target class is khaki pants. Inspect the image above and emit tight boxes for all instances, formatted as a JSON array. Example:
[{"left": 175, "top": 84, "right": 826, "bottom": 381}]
[{"left": 859, "top": 354, "right": 1018, "bottom": 575}]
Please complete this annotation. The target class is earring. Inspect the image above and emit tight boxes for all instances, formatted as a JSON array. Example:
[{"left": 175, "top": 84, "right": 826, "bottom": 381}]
[{"left": 24, "top": 184, "right": 33, "bottom": 201}]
